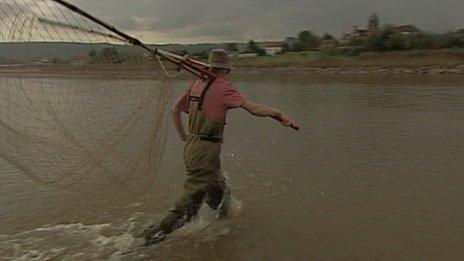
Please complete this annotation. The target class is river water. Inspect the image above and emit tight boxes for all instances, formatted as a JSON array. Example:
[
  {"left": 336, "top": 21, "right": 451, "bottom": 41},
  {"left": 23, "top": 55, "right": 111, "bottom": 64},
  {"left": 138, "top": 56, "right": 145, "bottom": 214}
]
[{"left": 1, "top": 75, "right": 463, "bottom": 260}]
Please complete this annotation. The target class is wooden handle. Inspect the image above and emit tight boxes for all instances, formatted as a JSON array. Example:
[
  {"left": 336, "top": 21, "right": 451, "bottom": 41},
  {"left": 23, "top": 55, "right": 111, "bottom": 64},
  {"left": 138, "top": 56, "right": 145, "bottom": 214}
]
[{"left": 51, "top": 0, "right": 216, "bottom": 79}]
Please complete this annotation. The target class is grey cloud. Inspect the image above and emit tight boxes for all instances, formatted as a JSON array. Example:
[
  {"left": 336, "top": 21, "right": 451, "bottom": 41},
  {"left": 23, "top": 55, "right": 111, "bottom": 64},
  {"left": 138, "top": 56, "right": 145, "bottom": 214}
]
[{"left": 71, "top": 0, "right": 464, "bottom": 43}]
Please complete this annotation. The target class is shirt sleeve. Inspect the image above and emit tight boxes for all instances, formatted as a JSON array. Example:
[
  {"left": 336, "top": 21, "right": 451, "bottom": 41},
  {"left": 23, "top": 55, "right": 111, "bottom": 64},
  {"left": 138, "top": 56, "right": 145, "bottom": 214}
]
[
  {"left": 223, "top": 82, "right": 246, "bottom": 109},
  {"left": 174, "top": 90, "right": 189, "bottom": 114}
]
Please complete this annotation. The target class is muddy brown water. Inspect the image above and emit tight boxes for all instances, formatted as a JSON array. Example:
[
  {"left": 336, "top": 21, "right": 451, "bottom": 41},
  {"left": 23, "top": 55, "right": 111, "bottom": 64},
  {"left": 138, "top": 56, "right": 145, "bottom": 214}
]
[{"left": 1, "top": 75, "right": 463, "bottom": 260}]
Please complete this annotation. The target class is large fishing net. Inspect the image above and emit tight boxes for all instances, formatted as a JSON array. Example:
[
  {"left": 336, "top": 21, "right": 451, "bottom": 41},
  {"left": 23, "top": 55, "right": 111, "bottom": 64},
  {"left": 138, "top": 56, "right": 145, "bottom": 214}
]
[{"left": 0, "top": 0, "right": 188, "bottom": 192}]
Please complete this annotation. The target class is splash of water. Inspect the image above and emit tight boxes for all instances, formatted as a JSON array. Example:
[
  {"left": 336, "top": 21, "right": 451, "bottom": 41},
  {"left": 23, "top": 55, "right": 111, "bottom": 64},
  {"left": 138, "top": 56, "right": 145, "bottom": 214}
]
[{"left": 0, "top": 198, "right": 243, "bottom": 260}]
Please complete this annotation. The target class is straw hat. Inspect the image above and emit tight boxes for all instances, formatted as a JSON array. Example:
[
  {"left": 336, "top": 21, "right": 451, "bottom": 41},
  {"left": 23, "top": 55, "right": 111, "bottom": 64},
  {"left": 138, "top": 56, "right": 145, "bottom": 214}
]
[{"left": 208, "top": 49, "right": 232, "bottom": 70}]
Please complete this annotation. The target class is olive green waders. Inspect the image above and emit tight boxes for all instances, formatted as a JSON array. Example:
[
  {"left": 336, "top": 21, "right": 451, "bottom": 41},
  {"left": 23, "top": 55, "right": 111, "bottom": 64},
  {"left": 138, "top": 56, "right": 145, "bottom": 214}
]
[{"left": 144, "top": 79, "right": 230, "bottom": 244}]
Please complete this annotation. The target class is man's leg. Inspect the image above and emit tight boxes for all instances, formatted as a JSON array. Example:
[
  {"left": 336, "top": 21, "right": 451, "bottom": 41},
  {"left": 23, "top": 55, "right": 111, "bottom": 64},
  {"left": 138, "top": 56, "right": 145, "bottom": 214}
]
[
  {"left": 205, "top": 172, "right": 231, "bottom": 218},
  {"left": 143, "top": 169, "right": 212, "bottom": 244}
]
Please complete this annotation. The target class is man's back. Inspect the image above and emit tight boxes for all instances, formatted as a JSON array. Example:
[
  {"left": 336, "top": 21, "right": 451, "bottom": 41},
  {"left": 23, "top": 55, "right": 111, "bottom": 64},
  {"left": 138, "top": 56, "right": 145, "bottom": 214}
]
[{"left": 176, "top": 77, "right": 246, "bottom": 124}]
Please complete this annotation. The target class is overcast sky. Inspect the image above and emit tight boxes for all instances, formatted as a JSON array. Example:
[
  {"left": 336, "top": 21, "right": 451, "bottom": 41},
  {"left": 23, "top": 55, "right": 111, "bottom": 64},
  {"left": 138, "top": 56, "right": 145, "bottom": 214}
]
[{"left": 72, "top": 0, "right": 464, "bottom": 44}]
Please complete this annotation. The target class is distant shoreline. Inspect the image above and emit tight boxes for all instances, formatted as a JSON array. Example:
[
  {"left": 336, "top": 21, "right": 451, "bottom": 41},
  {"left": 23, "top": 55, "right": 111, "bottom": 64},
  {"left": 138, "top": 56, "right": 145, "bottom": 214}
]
[
  {"left": 234, "top": 65, "right": 464, "bottom": 75},
  {"left": 2, "top": 49, "right": 464, "bottom": 77},
  {"left": 232, "top": 49, "right": 464, "bottom": 75},
  {"left": 2, "top": 66, "right": 464, "bottom": 78}
]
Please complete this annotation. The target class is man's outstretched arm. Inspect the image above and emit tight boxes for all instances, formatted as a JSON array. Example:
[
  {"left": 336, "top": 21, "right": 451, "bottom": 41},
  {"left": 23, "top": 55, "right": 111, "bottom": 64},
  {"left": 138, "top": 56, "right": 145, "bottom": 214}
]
[{"left": 241, "top": 100, "right": 299, "bottom": 130}]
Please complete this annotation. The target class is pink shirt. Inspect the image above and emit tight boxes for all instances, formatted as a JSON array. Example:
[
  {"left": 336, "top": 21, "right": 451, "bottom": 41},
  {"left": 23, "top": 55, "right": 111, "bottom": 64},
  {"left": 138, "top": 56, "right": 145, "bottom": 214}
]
[{"left": 175, "top": 77, "right": 246, "bottom": 123}]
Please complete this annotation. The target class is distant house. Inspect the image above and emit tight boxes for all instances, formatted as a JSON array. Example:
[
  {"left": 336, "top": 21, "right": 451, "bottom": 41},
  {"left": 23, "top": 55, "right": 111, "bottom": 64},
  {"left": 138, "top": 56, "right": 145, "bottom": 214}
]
[
  {"left": 260, "top": 41, "right": 284, "bottom": 56},
  {"left": 340, "top": 26, "right": 372, "bottom": 44},
  {"left": 350, "top": 26, "right": 371, "bottom": 38},
  {"left": 341, "top": 24, "right": 421, "bottom": 45},
  {"left": 392, "top": 25, "right": 420, "bottom": 36}
]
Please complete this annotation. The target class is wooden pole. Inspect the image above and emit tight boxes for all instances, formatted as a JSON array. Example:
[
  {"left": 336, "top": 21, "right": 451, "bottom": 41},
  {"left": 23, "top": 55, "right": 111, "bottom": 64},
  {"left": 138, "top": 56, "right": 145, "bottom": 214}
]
[{"left": 50, "top": 0, "right": 215, "bottom": 79}]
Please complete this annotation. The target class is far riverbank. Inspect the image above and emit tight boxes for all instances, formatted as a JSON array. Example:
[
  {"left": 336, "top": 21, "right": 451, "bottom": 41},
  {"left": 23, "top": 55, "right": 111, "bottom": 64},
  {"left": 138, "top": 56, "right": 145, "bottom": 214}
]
[
  {"left": 2, "top": 49, "right": 464, "bottom": 77},
  {"left": 234, "top": 65, "right": 464, "bottom": 75},
  {"left": 232, "top": 49, "right": 464, "bottom": 75}
]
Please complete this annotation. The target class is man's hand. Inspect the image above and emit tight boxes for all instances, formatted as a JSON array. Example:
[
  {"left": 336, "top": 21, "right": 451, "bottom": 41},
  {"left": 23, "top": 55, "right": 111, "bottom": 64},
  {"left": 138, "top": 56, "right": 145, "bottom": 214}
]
[{"left": 278, "top": 112, "right": 298, "bottom": 129}]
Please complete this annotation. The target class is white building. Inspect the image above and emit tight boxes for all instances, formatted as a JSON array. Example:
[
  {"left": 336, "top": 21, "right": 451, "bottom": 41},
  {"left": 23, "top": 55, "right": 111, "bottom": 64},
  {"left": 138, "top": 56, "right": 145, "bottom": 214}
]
[
  {"left": 265, "top": 46, "right": 282, "bottom": 56},
  {"left": 261, "top": 42, "right": 284, "bottom": 56}
]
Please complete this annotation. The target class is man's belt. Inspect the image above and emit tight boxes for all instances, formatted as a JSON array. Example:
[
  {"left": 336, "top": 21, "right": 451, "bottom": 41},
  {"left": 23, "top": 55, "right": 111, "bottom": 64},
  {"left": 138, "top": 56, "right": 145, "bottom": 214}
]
[{"left": 188, "top": 133, "right": 222, "bottom": 143}]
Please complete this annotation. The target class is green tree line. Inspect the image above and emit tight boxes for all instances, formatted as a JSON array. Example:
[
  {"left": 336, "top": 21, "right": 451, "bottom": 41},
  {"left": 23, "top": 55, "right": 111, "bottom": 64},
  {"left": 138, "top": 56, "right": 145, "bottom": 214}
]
[
  {"left": 283, "top": 28, "right": 464, "bottom": 54},
  {"left": 348, "top": 26, "right": 464, "bottom": 52},
  {"left": 88, "top": 48, "right": 143, "bottom": 63}
]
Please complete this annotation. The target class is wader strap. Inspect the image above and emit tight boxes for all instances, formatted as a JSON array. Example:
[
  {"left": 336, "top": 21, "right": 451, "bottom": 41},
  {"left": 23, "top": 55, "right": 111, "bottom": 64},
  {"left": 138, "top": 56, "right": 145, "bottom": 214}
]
[
  {"left": 188, "top": 78, "right": 215, "bottom": 111},
  {"left": 198, "top": 79, "right": 215, "bottom": 111}
]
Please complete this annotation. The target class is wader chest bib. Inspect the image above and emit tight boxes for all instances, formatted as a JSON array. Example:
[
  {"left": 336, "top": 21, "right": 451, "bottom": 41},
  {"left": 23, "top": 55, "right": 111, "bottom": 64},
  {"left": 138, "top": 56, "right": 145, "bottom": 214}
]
[{"left": 184, "top": 79, "right": 224, "bottom": 171}]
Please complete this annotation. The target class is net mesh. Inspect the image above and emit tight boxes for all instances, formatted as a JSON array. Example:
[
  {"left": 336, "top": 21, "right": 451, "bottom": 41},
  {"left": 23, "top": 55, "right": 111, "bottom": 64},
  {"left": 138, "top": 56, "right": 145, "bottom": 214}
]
[{"left": 0, "top": 0, "right": 175, "bottom": 192}]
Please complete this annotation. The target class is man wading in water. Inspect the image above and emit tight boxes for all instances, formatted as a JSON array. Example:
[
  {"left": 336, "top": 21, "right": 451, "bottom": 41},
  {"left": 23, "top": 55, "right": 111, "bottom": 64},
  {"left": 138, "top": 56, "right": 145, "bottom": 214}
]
[{"left": 143, "top": 49, "right": 298, "bottom": 244}]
